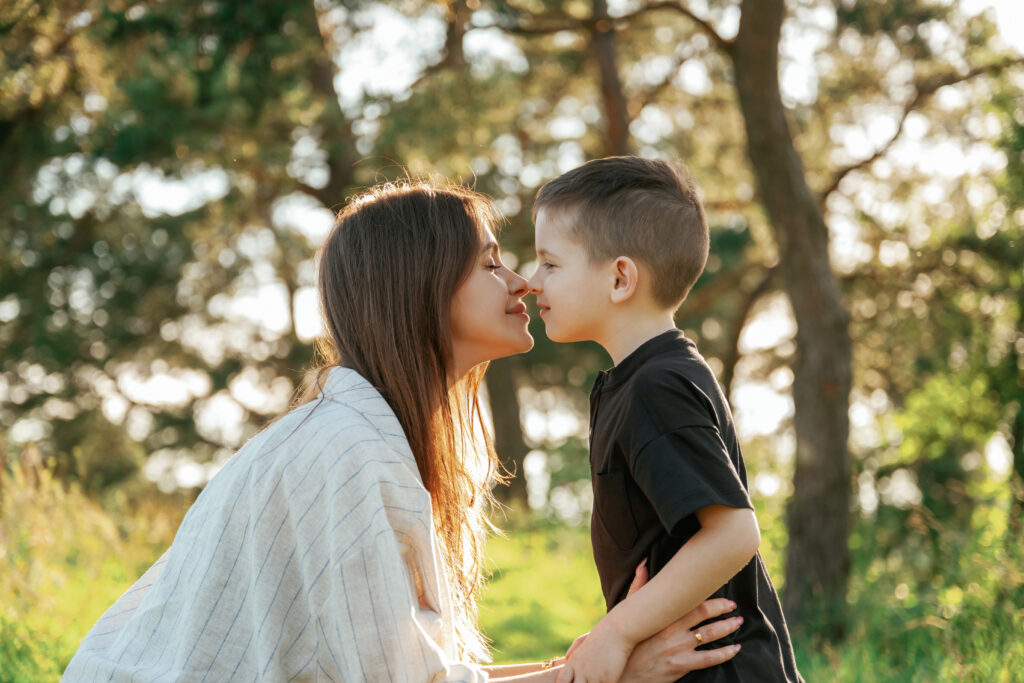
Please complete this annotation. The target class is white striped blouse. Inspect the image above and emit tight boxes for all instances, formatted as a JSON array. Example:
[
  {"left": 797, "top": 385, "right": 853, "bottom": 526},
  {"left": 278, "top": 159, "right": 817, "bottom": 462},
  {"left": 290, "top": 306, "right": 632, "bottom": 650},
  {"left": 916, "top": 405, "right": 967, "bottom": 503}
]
[{"left": 63, "top": 367, "right": 490, "bottom": 682}]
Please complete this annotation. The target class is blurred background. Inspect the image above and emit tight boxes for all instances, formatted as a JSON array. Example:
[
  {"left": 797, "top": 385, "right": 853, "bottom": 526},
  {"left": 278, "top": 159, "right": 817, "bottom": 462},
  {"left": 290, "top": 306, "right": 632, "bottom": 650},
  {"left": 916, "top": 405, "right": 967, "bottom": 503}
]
[{"left": 1, "top": 0, "right": 1022, "bottom": 680}]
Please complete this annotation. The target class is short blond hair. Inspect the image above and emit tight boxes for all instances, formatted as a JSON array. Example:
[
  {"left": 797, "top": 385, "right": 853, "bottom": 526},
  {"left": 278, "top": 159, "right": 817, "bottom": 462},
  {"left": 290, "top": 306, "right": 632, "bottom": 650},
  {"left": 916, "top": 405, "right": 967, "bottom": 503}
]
[{"left": 533, "top": 156, "right": 709, "bottom": 308}]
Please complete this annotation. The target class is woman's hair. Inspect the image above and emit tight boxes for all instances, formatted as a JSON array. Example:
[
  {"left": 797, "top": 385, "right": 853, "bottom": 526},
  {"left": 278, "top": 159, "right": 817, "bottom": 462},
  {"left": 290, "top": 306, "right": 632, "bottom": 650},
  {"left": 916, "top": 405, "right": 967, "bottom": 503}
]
[{"left": 292, "top": 179, "right": 501, "bottom": 661}]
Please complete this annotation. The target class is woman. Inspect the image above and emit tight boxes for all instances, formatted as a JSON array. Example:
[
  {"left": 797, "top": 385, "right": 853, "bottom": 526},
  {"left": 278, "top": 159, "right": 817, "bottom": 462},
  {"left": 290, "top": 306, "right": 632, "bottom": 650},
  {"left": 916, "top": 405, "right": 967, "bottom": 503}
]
[{"left": 64, "top": 180, "right": 741, "bottom": 681}]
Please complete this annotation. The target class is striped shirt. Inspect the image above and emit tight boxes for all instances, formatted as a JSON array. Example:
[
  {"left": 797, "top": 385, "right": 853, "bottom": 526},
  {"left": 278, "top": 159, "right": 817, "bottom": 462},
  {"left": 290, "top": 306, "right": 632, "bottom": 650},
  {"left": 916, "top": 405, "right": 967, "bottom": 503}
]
[{"left": 63, "top": 367, "right": 489, "bottom": 682}]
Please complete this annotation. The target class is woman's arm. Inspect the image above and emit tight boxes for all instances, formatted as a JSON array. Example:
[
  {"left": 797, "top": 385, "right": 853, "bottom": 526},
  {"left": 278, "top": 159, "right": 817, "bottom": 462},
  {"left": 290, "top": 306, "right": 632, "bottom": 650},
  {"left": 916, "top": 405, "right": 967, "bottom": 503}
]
[
  {"left": 487, "top": 597, "right": 741, "bottom": 682},
  {"left": 484, "top": 661, "right": 559, "bottom": 677},
  {"left": 617, "top": 599, "right": 742, "bottom": 682},
  {"left": 488, "top": 666, "right": 565, "bottom": 682}
]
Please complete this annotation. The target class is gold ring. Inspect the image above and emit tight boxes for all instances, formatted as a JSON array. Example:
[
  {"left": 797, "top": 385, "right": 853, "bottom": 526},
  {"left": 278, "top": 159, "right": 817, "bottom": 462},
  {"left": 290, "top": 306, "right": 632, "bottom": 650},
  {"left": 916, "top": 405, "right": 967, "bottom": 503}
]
[{"left": 694, "top": 631, "right": 704, "bottom": 644}]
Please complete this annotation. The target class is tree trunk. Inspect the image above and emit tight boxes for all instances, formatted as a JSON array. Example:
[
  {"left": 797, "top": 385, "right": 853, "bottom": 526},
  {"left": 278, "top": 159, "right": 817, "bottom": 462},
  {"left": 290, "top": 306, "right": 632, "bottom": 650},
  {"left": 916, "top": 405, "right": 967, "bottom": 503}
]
[
  {"left": 731, "top": 0, "right": 852, "bottom": 638},
  {"left": 484, "top": 356, "right": 530, "bottom": 506},
  {"left": 1007, "top": 287, "right": 1024, "bottom": 543},
  {"left": 590, "top": 0, "right": 630, "bottom": 156},
  {"left": 308, "top": 0, "right": 358, "bottom": 207}
]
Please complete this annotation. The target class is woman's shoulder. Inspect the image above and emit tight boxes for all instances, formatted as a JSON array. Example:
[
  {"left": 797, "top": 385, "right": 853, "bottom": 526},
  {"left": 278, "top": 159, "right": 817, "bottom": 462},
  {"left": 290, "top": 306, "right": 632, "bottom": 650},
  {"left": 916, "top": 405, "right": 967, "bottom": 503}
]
[{"left": 250, "top": 367, "right": 419, "bottom": 481}]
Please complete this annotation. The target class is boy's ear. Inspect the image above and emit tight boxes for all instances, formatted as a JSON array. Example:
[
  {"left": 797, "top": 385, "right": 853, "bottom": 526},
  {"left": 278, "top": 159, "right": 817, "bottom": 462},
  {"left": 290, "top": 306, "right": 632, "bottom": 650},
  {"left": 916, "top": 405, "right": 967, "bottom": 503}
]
[{"left": 609, "top": 256, "right": 639, "bottom": 304}]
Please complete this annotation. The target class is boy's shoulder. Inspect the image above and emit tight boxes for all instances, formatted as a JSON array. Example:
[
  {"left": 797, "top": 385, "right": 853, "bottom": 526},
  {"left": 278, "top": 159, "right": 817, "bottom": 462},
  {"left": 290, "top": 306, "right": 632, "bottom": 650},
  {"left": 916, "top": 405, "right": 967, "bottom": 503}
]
[
  {"left": 631, "top": 337, "right": 712, "bottom": 391},
  {"left": 622, "top": 336, "right": 731, "bottom": 428}
]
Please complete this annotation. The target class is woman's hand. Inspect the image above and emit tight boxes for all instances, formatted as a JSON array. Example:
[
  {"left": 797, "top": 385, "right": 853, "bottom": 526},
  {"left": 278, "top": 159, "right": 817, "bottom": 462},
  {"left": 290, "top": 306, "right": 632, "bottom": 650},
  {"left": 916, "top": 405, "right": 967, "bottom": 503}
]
[
  {"left": 619, "top": 598, "right": 742, "bottom": 682},
  {"left": 560, "top": 560, "right": 741, "bottom": 683},
  {"left": 619, "top": 560, "right": 741, "bottom": 682}
]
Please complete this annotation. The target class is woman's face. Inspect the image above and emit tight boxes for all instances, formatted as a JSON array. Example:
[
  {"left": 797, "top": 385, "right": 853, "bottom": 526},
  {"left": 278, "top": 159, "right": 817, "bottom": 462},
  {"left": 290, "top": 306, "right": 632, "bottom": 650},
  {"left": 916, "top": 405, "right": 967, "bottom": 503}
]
[{"left": 450, "top": 227, "right": 533, "bottom": 377}]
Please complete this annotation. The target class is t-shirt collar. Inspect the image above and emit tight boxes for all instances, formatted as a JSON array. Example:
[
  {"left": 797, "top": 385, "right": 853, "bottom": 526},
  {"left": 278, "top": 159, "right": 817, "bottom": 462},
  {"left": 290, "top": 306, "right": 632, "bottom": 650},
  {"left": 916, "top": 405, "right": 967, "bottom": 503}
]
[{"left": 597, "top": 328, "right": 688, "bottom": 390}]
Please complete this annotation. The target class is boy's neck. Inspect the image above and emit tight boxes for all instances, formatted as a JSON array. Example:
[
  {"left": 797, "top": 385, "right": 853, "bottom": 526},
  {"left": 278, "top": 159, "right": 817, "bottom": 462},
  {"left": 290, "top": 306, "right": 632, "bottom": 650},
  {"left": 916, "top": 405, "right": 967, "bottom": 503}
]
[{"left": 598, "top": 311, "right": 678, "bottom": 366}]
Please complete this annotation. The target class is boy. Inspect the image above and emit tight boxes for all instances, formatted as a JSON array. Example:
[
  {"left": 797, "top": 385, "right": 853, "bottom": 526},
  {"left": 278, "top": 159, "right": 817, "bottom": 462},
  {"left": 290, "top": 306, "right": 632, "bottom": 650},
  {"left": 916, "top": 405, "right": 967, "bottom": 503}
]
[{"left": 527, "top": 157, "right": 803, "bottom": 683}]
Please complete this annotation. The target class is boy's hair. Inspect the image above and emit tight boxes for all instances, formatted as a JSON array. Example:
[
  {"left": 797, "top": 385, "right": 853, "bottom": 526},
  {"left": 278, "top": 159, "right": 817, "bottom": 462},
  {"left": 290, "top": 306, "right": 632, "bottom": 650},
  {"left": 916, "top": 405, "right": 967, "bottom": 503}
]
[{"left": 532, "top": 156, "right": 709, "bottom": 308}]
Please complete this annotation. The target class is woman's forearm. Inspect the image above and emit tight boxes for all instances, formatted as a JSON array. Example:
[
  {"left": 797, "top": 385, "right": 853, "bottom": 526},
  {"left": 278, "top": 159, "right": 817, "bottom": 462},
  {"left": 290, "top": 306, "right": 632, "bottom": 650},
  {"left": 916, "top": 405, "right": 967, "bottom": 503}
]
[
  {"left": 483, "top": 661, "right": 547, "bottom": 677},
  {"left": 486, "top": 663, "right": 565, "bottom": 681}
]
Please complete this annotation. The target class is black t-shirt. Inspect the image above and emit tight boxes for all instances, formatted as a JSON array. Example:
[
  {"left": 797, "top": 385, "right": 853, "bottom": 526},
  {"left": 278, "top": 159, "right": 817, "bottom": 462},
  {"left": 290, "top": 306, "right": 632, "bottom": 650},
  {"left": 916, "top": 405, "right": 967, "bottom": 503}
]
[{"left": 589, "top": 329, "right": 803, "bottom": 683}]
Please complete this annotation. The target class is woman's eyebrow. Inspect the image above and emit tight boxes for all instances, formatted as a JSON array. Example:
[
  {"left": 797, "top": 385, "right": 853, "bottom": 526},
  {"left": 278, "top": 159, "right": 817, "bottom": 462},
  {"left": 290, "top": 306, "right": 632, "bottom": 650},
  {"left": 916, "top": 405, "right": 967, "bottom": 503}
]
[{"left": 481, "top": 241, "right": 499, "bottom": 256}]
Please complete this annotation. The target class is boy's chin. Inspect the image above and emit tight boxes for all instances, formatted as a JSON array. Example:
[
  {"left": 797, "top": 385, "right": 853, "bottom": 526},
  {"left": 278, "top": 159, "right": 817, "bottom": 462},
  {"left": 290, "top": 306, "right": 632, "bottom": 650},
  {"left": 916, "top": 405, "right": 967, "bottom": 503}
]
[{"left": 543, "top": 325, "right": 578, "bottom": 344}]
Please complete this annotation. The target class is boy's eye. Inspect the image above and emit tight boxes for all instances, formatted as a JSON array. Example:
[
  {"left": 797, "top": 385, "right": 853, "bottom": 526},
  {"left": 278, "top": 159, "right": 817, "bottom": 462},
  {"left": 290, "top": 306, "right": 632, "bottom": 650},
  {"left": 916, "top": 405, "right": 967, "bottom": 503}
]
[{"left": 543, "top": 261, "right": 555, "bottom": 269}]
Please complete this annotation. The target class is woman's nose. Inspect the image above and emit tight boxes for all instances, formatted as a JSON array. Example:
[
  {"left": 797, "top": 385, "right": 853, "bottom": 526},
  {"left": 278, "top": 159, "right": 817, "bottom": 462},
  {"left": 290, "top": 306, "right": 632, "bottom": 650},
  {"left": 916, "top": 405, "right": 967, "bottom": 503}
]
[{"left": 508, "top": 271, "right": 528, "bottom": 297}]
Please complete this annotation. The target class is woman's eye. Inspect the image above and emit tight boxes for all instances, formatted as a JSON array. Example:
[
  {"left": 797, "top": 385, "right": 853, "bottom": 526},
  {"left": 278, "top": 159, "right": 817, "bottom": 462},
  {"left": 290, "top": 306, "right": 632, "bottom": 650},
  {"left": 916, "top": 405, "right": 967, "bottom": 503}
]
[{"left": 486, "top": 263, "right": 501, "bottom": 271}]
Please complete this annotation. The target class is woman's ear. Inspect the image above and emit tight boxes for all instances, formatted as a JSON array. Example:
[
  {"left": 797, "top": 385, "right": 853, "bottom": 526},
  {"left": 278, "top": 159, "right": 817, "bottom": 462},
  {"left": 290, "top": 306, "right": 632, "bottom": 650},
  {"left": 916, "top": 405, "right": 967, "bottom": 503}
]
[{"left": 609, "top": 256, "right": 639, "bottom": 304}]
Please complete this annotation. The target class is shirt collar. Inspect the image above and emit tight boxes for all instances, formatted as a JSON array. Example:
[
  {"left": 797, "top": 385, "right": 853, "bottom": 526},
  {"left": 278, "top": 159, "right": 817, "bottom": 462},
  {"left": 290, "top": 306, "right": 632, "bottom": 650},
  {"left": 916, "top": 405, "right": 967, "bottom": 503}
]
[
  {"left": 597, "top": 328, "right": 690, "bottom": 390},
  {"left": 320, "top": 366, "right": 380, "bottom": 399}
]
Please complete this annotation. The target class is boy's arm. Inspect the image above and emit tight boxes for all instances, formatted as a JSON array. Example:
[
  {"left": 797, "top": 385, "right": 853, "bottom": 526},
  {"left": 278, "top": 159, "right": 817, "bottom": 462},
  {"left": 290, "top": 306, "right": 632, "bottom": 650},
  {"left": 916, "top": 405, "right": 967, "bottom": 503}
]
[
  {"left": 604, "top": 504, "right": 760, "bottom": 644},
  {"left": 564, "top": 504, "right": 759, "bottom": 682}
]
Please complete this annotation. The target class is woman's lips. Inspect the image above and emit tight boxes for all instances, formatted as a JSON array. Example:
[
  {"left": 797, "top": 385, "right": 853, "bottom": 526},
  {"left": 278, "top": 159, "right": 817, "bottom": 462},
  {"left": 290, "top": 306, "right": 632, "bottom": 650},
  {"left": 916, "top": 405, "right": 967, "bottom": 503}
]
[{"left": 506, "top": 302, "right": 528, "bottom": 317}]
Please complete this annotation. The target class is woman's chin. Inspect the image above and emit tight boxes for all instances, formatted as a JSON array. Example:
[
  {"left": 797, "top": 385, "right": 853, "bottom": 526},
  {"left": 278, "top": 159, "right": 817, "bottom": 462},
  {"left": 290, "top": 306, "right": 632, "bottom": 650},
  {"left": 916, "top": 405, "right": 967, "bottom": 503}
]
[
  {"left": 516, "top": 334, "right": 535, "bottom": 354},
  {"left": 489, "top": 334, "right": 534, "bottom": 361},
  {"left": 508, "top": 335, "right": 535, "bottom": 356}
]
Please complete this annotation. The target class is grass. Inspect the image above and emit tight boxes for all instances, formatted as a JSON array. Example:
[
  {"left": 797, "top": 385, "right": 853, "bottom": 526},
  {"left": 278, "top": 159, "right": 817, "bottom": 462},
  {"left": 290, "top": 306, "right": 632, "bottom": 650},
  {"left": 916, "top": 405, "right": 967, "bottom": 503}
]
[
  {"left": 0, "top": 461, "right": 189, "bottom": 682},
  {"left": 478, "top": 509, "right": 1024, "bottom": 681},
  {"left": 480, "top": 519, "right": 606, "bottom": 664},
  {"left": 2, "top": 461, "right": 1022, "bottom": 681}
]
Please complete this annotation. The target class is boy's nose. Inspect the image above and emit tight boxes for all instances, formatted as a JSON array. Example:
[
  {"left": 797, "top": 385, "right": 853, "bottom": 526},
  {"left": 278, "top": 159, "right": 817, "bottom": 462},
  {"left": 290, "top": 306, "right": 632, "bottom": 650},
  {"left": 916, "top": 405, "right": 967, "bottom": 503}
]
[{"left": 525, "top": 270, "right": 542, "bottom": 293}]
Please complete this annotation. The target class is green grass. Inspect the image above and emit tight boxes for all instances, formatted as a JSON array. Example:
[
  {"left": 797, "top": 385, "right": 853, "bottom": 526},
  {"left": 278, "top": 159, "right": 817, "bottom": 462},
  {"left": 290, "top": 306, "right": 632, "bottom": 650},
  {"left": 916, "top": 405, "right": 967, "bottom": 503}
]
[
  {"left": 479, "top": 519, "right": 1024, "bottom": 681},
  {"left": 0, "top": 462, "right": 189, "bottom": 683},
  {"left": 3, "top": 461, "right": 1022, "bottom": 681},
  {"left": 480, "top": 520, "right": 605, "bottom": 664}
]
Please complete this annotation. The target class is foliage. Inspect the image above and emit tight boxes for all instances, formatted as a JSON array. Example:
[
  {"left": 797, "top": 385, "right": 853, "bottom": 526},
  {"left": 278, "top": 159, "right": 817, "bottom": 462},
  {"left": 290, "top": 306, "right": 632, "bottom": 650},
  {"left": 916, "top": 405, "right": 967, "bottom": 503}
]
[
  {"left": 2, "top": 0, "right": 1024, "bottom": 667},
  {"left": 482, "top": 509, "right": 1024, "bottom": 681},
  {"left": 480, "top": 518, "right": 606, "bottom": 663},
  {"left": 0, "top": 448, "right": 188, "bottom": 682},
  {"left": 1, "top": 0, "right": 345, "bottom": 489},
  {"left": 1, "top": 442, "right": 1020, "bottom": 680}
]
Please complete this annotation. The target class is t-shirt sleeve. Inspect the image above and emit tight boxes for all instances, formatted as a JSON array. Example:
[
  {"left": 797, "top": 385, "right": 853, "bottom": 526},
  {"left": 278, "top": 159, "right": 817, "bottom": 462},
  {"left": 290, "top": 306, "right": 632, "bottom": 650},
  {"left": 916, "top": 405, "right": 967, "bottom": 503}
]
[{"left": 629, "top": 425, "right": 752, "bottom": 537}]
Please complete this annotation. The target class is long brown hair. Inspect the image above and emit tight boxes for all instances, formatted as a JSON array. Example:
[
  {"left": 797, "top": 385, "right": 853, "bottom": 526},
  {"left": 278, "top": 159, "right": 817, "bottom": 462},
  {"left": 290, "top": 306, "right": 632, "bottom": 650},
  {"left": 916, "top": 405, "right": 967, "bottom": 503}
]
[{"left": 293, "top": 179, "right": 501, "bottom": 660}]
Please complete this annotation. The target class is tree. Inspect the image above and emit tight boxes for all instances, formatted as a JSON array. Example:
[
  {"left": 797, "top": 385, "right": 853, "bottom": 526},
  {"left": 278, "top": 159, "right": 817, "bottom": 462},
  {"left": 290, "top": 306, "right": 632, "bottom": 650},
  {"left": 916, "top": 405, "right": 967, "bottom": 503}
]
[
  {"left": 1, "top": 0, "right": 362, "bottom": 488},
  {"left": 398, "top": 0, "right": 1022, "bottom": 634},
  {"left": 3, "top": 0, "right": 1021, "bottom": 641}
]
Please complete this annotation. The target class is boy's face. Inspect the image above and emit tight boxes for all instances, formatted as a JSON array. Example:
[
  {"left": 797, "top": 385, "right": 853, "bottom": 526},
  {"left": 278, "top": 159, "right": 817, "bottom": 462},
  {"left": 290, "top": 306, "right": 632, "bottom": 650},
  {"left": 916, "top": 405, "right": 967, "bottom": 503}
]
[{"left": 527, "top": 207, "right": 611, "bottom": 344}]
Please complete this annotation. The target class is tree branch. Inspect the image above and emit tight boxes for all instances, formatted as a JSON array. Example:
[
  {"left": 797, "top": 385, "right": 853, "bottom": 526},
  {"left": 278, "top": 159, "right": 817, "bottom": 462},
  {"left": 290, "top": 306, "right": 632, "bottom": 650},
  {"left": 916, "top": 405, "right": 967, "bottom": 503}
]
[
  {"left": 468, "top": 0, "right": 588, "bottom": 37},
  {"left": 613, "top": 1, "right": 732, "bottom": 53},
  {"left": 470, "top": 0, "right": 731, "bottom": 49},
  {"left": 630, "top": 47, "right": 695, "bottom": 119},
  {"left": 407, "top": 1, "right": 473, "bottom": 91},
  {"left": 820, "top": 56, "right": 1024, "bottom": 202},
  {"left": 467, "top": 18, "right": 586, "bottom": 35},
  {"left": 704, "top": 198, "right": 755, "bottom": 212},
  {"left": 722, "top": 267, "right": 777, "bottom": 402},
  {"left": 679, "top": 266, "right": 746, "bottom": 320},
  {"left": 305, "top": 3, "right": 358, "bottom": 208}
]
